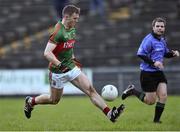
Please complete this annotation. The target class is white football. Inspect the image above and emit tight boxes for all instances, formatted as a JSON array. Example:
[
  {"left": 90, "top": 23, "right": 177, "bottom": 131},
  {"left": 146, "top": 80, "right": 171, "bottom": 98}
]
[{"left": 101, "top": 85, "right": 118, "bottom": 101}]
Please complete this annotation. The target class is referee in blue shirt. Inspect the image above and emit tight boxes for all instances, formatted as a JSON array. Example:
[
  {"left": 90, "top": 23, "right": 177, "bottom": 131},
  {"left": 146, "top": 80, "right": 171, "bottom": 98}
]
[{"left": 122, "top": 17, "right": 179, "bottom": 123}]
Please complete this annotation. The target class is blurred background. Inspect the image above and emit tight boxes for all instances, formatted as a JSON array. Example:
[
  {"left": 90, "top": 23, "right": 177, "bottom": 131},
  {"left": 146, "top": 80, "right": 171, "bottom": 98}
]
[{"left": 0, "top": 0, "right": 180, "bottom": 96}]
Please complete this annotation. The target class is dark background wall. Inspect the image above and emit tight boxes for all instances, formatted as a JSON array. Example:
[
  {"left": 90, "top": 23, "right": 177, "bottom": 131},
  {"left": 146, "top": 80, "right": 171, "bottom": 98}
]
[{"left": 0, "top": 0, "right": 179, "bottom": 95}]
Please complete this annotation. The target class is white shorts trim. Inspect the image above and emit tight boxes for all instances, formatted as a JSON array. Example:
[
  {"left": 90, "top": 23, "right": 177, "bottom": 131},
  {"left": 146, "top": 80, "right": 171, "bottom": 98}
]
[{"left": 49, "top": 66, "right": 81, "bottom": 89}]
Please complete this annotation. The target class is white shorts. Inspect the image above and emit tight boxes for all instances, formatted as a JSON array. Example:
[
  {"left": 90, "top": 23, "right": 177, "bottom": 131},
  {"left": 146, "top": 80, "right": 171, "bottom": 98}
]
[{"left": 49, "top": 66, "right": 81, "bottom": 89}]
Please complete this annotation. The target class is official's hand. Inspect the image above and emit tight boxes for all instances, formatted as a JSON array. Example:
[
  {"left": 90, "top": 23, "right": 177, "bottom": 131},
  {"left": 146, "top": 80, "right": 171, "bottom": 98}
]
[
  {"left": 172, "top": 50, "right": 179, "bottom": 57},
  {"left": 154, "top": 61, "right": 164, "bottom": 70}
]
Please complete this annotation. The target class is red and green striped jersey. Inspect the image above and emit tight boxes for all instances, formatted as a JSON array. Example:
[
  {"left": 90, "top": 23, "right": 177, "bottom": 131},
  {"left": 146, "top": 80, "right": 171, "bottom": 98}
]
[{"left": 48, "top": 21, "right": 76, "bottom": 73}]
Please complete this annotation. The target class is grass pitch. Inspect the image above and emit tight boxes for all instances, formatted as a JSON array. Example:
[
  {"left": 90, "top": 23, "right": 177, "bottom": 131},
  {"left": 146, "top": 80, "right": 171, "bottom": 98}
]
[{"left": 0, "top": 96, "right": 179, "bottom": 131}]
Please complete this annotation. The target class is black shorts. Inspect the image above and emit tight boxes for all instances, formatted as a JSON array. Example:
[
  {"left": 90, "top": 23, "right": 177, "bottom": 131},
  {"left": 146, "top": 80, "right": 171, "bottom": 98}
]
[{"left": 140, "top": 70, "right": 167, "bottom": 92}]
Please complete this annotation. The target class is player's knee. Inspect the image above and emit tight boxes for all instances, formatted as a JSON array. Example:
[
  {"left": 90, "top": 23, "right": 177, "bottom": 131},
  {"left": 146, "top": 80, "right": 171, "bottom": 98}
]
[{"left": 159, "top": 93, "right": 167, "bottom": 101}]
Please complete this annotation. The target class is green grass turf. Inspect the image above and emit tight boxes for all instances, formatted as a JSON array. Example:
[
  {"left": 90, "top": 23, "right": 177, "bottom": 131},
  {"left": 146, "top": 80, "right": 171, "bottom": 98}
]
[{"left": 0, "top": 96, "right": 179, "bottom": 131}]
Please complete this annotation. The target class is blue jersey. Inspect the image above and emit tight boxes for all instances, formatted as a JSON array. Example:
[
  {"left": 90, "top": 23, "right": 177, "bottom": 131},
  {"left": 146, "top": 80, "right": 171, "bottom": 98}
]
[{"left": 137, "top": 33, "right": 170, "bottom": 72}]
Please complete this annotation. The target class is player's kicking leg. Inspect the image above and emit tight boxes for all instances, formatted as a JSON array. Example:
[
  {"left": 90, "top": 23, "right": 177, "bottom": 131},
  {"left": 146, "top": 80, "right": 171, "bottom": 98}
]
[
  {"left": 107, "top": 104, "right": 125, "bottom": 122},
  {"left": 71, "top": 72, "right": 125, "bottom": 123}
]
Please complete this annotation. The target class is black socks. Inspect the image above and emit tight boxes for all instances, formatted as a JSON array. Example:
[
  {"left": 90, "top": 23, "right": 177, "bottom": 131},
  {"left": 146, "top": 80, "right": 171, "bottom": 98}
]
[
  {"left": 154, "top": 102, "right": 165, "bottom": 122},
  {"left": 133, "top": 89, "right": 145, "bottom": 102}
]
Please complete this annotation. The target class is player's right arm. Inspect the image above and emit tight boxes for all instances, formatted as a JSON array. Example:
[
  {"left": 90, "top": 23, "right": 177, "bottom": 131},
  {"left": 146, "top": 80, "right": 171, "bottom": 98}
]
[
  {"left": 44, "top": 22, "right": 62, "bottom": 67},
  {"left": 44, "top": 22, "right": 71, "bottom": 72},
  {"left": 44, "top": 42, "right": 61, "bottom": 66}
]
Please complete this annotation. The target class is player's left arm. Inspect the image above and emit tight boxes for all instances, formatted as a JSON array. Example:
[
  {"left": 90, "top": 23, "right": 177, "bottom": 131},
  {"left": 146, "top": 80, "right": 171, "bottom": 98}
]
[
  {"left": 44, "top": 42, "right": 61, "bottom": 66},
  {"left": 44, "top": 42, "right": 71, "bottom": 72}
]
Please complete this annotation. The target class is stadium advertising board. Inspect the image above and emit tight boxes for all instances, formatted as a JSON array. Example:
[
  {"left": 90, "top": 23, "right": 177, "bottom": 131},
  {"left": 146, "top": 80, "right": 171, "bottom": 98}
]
[{"left": 0, "top": 69, "right": 92, "bottom": 95}]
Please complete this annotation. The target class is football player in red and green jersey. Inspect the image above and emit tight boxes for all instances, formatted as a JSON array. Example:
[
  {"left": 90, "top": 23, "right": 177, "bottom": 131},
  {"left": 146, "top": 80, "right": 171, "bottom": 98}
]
[{"left": 24, "top": 5, "right": 125, "bottom": 123}]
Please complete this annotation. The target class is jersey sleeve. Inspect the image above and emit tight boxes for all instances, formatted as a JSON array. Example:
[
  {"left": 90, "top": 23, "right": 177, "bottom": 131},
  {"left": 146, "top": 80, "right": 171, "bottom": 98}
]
[
  {"left": 163, "top": 39, "right": 174, "bottom": 58},
  {"left": 49, "top": 23, "right": 62, "bottom": 44},
  {"left": 163, "top": 39, "right": 170, "bottom": 54},
  {"left": 137, "top": 38, "right": 152, "bottom": 56}
]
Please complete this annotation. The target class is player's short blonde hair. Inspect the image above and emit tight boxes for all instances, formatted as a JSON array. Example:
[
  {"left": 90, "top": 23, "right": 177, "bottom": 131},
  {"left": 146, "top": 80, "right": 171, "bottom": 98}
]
[{"left": 62, "top": 5, "right": 80, "bottom": 17}]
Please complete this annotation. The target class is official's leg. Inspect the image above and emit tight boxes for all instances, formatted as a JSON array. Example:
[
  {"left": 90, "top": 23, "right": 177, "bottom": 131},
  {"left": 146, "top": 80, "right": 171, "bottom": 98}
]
[
  {"left": 121, "top": 84, "right": 146, "bottom": 101},
  {"left": 157, "top": 83, "right": 167, "bottom": 103},
  {"left": 122, "top": 70, "right": 157, "bottom": 105},
  {"left": 121, "top": 85, "right": 157, "bottom": 105},
  {"left": 143, "top": 92, "right": 157, "bottom": 105},
  {"left": 153, "top": 83, "right": 167, "bottom": 123}
]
